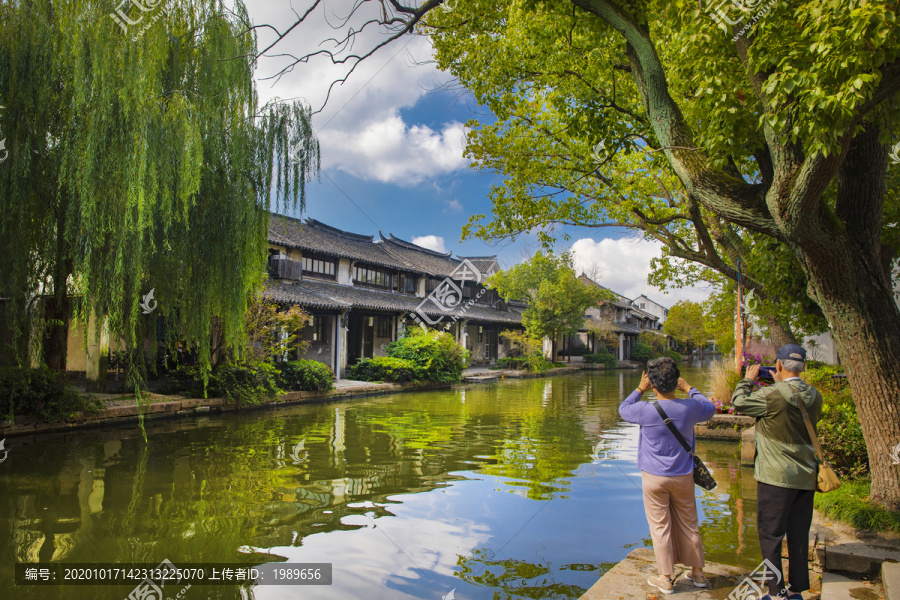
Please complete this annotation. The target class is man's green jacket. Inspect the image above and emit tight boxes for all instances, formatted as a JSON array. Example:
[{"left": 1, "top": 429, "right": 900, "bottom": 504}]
[{"left": 731, "top": 378, "right": 823, "bottom": 490}]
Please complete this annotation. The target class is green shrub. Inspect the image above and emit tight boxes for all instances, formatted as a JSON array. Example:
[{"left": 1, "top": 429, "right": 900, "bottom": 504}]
[
  {"left": 350, "top": 356, "right": 422, "bottom": 383},
  {"left": 165, "top": 365, "right": 204, "bottom": 397},
  {"left": 0, "top": 366, "right": 103, "bottom": 422},
  {"left": 498, "top": 330, "right": 549, "bottom": 372},
  {"left": 796, "top": 364, "right": 866, "bottom": 478},
  {"left": 497, "top": 356, "right": 528, "bottom": 370},
  {"left": 208, "top": 361, "right": 280, "bottom": 405},
  {"left": 816, "top": 384, "right": 868, "bottom": 478},
  {"left": 802, "top": 363, "right": 846, "bottom": 389},
  {"left": 584, "top": 352, "right": 617, "bottom": 368},
  {"left": 277, "top": 360, "right": 335, "bottom": 392},
  {"left": 499, "top": 354, "right": 550, "bottom": 372},
  {"left": 815, "top": 479, "right": 900, "bottom": 533},
  {"left": 385, "top": 328, "right": 469, "bottom": 383},
  {"left": 629, "top": 342, "right": 654, "bottom": 363},
  {"left": 169, "top": 361, "right": 283, "bottom": 403},
  {"left": 661, "top": 349, "right": 682, "bottom": 361}
]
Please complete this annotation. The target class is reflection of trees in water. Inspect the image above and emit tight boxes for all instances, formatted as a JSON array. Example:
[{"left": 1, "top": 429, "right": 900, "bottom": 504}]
[
  {"left": 455, "top": 547, "right": 603, "bottom": 599},
  {"left": 694, "top": 440, "right": 761, "bottom": 568},
  {"left": 1, "top": 371, "right": 717, "bottom": 599}
]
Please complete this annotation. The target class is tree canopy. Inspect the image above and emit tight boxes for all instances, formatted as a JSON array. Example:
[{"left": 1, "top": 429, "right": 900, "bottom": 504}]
[
  {"left": 663, "top": 300, "right": 708, "bottom": 352},
  {"left": 0, "top": 0, "right": 318, "bottom": 381},
  {"left": 488, "top": 252, "right": 613, "bottom": 357}
]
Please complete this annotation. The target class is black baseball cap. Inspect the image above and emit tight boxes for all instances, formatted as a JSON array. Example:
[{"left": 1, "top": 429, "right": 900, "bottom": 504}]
[{"left": 776, "top": 343, "right": 807, "bottom": 362}]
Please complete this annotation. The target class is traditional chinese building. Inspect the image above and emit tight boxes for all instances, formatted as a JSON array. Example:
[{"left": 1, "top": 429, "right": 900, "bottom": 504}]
[{"left": 265, "top": 215, "right": 525, "bottom": 377}]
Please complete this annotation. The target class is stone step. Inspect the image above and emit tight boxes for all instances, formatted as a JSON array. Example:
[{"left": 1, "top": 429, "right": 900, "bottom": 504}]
[
  {"left": 820, "top": 571, "right": 883, "bottom": 600},
  {"left": 883, "top": 562, "right": 900, "bottom": 600},
  {"left": 823, "top": 541, "right": 900, "bottom": 577}
]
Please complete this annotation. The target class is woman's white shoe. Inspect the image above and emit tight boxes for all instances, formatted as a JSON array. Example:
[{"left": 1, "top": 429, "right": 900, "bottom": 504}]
[{"left": 684, "top": 571, "right": 708, "bottom": 588}]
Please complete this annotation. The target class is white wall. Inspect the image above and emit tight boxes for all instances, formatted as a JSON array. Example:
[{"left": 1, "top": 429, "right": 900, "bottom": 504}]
[{"left": 802, "top": 333, "right": 839, "bottom": 365}]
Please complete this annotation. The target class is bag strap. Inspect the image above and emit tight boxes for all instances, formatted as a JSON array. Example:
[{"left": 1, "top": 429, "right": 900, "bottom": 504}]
[
  {"left": 779, "top": 383, "right": 825, "bottom": 463},
  {"left": 652, "top": 401, "right": 693, "bottom": 456}
]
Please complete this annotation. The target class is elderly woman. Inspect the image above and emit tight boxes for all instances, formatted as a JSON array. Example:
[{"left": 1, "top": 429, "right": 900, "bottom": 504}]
[{"left": 619, "top": 357, "right": 716, "bottom": 594}]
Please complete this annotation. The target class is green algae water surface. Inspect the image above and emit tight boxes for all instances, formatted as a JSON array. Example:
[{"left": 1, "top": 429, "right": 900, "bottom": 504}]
[{"left": 0, "top": 367, "right": 760, "bottom": 599}]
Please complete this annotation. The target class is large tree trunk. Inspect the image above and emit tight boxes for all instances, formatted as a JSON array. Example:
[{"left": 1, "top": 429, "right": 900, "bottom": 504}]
[
  {"left": 792, "top": 124, "right": 900, "bottom": 510},
  {"left": 802, "top": 249, "right": 900, "bottom": 509},
  {"left": 43, "top": 201, "right": 72, "bottom": 372},
  {"left": 766, "top": 315, "right": 797, "bottom": 349},
  {"left": 43, "top": 294, "right": 69, "bottom": 372}
]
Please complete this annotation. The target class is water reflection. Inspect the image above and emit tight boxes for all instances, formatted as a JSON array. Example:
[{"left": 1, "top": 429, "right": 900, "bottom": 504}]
[{"left": 0, "top": 368, "right": 759, "bottom": 600}]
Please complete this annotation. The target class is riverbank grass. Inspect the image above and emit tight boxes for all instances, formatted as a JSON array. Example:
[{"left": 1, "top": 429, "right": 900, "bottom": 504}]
[{"left": 814, "top": 479, "right": 900, "bottom": 533}]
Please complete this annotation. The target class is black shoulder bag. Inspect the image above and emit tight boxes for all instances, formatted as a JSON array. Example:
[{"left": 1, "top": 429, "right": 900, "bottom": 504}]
[{"left": 652, "top": 401, "right": 717, "bottom": 490}]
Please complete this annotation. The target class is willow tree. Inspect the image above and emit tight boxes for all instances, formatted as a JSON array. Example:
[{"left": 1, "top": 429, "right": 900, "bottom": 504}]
[{"left": 0, "top": 0, "right": 318, "bottom": 384}]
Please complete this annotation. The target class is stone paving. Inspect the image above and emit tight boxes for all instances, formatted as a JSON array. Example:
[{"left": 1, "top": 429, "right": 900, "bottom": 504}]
[{"left": 578, "top": 547, "right": 755, "bottom": 600}]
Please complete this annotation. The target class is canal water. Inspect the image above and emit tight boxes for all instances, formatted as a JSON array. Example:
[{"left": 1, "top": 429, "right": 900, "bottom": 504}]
[{"left": 0, "top": 368, "right": 760, "bottom": 600}]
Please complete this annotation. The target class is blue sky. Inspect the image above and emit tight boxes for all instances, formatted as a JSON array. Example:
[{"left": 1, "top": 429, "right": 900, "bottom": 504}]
[{"left": 248, "top": 0, "right": 712, "bottom": 306}]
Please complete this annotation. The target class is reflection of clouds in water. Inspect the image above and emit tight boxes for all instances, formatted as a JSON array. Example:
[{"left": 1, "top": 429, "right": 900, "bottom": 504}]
[{"left": 251, "top": 508, "right": 491, "bottom": 600}]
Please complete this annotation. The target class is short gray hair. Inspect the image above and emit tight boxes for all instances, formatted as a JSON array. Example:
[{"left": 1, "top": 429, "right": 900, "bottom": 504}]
[{"left": 780, "top": 358, "right": 805, "bottom": 373}]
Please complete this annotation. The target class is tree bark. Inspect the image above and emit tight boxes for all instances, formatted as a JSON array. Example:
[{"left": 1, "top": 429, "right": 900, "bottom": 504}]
[
  {"left": 44, "top": 215, "right": 71, "bottom": 372},
  {"left": 765, "top": 315, "right": 797, "bottom": 349},
  {"left": 43, "top": 294, "right": 69, "bottom": 372},
  {"left": 791, "top": 123, "right": 900, "bottom": 510}
]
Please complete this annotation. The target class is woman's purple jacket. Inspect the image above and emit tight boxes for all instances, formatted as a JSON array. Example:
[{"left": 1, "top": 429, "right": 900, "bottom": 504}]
[{"left": 619, "top": 388, "right": 716, "bottom": 477}]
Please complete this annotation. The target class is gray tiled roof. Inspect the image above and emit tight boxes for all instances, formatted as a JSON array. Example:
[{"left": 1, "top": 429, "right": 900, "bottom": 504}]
[
  {"left": 457, "top": 256, "right": 499, "bottom": 276},
  {"left": 378, "top": 234, "right": 463, "bottom": 279},
  {"left": 264, "top": 279, "right": 523, "bottom": 325},
  {"left": 631, "top": 306, "right": 658, "bottom": 320},
  {"left": 268, "top": 215, "right": 416, "bottom": 272},
  {"left": 578, "top": 275, "right": 633, "bottom": 309},
  {"left": 265, "top": 281, "right": 351, "bottom": 311},
  {"left": 613, "top": 322, "right": 644, "bottom": 335},
  {"left": 578, "top": 318, "right": 643, "bottom": 335}
]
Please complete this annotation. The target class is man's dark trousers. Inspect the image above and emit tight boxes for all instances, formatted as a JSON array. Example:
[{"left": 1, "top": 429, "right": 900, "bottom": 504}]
[{"left": 756, "top": 481, "right": 815, "bottom": 596}]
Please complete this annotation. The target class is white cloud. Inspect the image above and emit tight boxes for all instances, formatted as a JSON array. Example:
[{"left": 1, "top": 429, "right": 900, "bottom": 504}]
[
  {"left": 248, "top": 2, "right": 468, "bottom": 185},
  {"left": 570, "top": 237, "right": 713, "bottom": 305},
  {"left": 321, "top": 116, "right": 468, "bottom": 185},
  {"left": 411, "top": 235, "right": 447, "bottom": 253},
  {"left": 444, "top": 199, "right": 463, "bottom": 213}
]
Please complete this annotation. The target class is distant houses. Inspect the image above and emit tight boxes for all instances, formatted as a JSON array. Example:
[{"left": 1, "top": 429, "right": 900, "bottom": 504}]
[
  {"left": 632, "top": 294, "right": 670, "bottom": 324},
  {"left": 49, "top": 216, "right": 673, "bottom": 380},
  {"left": 264, "top": 220, "right": 673, "bottom": 372},
  {"left": 556, "top": 276, "right": 669, "bottom": 361}
]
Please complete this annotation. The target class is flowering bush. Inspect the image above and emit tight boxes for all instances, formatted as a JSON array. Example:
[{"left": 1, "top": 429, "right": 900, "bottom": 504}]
[
  {"left": 742, "top": 351, "right": 775, "bottom": 366},
  {"left": 710, "top": 397, "right": 737, "bottom": 415}
]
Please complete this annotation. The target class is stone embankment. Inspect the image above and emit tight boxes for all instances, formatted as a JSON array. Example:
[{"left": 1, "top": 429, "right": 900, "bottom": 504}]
[
  {"left": 1, "top": 362, "right": 631, "bottom": 439},
  {"left": 0, "top": 379, "right": 441, "bottom": 439}
]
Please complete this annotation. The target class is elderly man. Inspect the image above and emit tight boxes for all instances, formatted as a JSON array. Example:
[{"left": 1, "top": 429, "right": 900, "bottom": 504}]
[{"left": 732, "top": 344, "right": 823, "bottom": 600}]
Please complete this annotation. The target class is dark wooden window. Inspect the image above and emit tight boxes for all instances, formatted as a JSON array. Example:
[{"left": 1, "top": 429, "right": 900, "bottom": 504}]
[
  {"left": 354, "top": 264, "right": 393, "bottom": 288},
  {"left": 399, "top": 273, "right": 417, "bottom": 294},
  {"left": 301, "top": 253, "right": 336, "bottom": 279},
  {"left": 425, "top": 277, "right": 444, "bottom": 293},
  {"left": 268, "top": 253, "right": 303, "bottom": 280},
  {"left": 377, "top": 316, "right": 392, "bottom": 338},
  {"left": 312, "top": 316, "right": 328, "bottom": 342}
]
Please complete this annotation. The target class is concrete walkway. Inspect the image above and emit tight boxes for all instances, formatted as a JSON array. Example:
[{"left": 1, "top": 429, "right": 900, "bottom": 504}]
[{"left": 578, "top": 548, "right": 752, "bottom": 600}]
